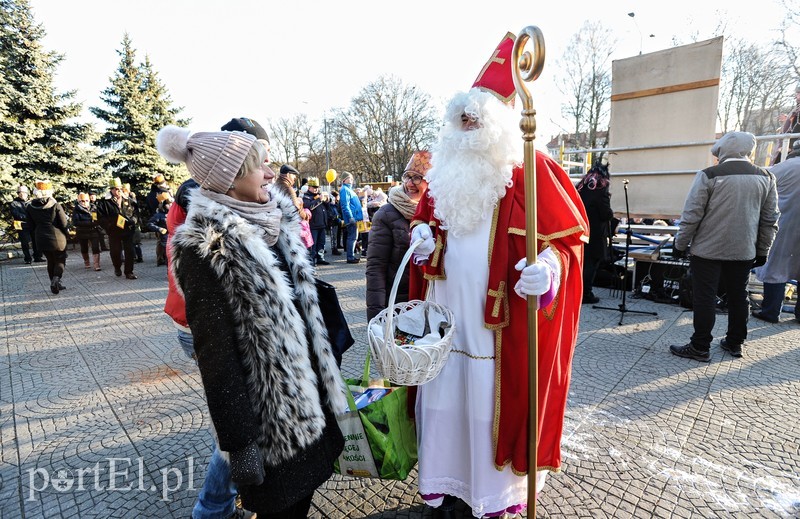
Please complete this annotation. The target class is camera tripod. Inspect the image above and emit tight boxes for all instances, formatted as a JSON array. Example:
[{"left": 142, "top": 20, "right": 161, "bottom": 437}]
[{"left": 593, "top": 179, "right": 658, "bottom": 325}]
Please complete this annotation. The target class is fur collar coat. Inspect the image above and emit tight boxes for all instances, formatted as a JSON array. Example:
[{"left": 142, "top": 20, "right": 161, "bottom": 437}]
[{"left": 171, "top": 188, "right": 346, "bottom": 466}]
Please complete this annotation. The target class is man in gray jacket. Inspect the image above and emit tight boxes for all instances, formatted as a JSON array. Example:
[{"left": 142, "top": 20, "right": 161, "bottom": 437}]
[{"left": 670, "top": 131, "right": 779, "bottom": 361}]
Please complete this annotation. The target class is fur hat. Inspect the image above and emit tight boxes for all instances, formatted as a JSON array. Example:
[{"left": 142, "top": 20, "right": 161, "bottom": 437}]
[
  {"left": 306, "top": 177, "right": 320, "bottom": 187},
  {"left": 108, "top": 177, "right": 123, "bottom": 189},
  {"left": 221, "top": 117, "right": 269, "bottom": 142},
  {"left": 156, "top": 125, "right": 256, "bottom": 194},
  {"left": 16, "top": 185, "right": 29, "bottom": 195},
  {"left": 711, "top": 131, "right": 756, "bottom": 162}
]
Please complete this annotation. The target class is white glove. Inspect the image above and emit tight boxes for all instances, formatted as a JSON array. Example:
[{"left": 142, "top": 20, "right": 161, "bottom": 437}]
[
  {"left": 411, "top": 223, "right": 435, "bottom": 259},
  {"left": 514, "top": 247, "right": 559, "bottom": 299}
]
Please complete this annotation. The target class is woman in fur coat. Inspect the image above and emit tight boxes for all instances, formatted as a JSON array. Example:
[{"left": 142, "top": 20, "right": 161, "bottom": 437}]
[{"left": 156, "top": 125, "right": 346, "bottom": 519}]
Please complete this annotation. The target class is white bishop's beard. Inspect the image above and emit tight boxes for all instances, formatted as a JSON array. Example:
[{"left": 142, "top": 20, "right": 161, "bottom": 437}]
[{"left": 427, "top": 128, "right": 514, "bottom": 238}]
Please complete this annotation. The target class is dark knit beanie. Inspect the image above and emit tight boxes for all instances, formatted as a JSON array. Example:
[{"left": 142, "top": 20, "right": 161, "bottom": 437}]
[
  {"left": 221, "top": 117, "right": 269, "bottom": 143},
  {"left": 280, "top": 164, "right": 300, "bottom": 177}
]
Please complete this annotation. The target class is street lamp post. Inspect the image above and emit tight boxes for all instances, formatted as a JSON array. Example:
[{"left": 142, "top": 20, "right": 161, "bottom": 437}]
[
  {"left": 324, "top": 117, "right": 330, "bottom": 172},
  {"left": 628, "top": 12, "right": 642, "bottom": 55}
]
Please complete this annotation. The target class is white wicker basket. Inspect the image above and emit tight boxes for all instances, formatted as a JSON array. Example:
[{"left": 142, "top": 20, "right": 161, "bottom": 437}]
[{"left": 367, "top": 238, "right": 456, "bottom": 386}]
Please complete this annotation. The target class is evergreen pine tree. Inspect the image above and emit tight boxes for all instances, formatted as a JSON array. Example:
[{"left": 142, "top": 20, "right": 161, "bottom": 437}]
[
  {"left": 0, "top": 0, "right": 101, "bottom": 203},
  {"left": 91, "top": 34, "right": 189, "bottom": 193}
]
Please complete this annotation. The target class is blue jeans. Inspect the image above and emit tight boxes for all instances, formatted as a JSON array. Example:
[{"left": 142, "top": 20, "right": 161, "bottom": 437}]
[
  {"left": 177, "top": 329, "right": 195, "bottom": 360},
  {"left": 192, "top": 446, "right": 238, "bottom": 519},
  {"left": 311, "top": 228, "right": 326, "bottom": 261},
  {"left": 761, "top": 282, "right": 800, "bottom": 321},
  {"left": 345, "top": 223, "right": 358, "bottom": 261}
]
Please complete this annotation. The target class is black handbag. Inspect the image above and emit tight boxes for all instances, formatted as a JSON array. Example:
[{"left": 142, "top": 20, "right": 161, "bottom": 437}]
[{"left": 315, "top": 278, "right": 355, "bottom": 366}]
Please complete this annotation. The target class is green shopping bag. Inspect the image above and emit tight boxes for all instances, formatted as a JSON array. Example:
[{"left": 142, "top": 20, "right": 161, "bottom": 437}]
[{"left": 335, "top": 349, "right": 418, "bottom": 480}]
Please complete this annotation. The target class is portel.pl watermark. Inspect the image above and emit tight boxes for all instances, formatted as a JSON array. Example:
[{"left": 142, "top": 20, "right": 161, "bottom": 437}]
[{"left": 26, "top": 457, "right": 196, "bottom": 502}]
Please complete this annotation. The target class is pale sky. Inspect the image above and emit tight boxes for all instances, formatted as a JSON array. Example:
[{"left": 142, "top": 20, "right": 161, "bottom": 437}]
[{"left": 29, "top": 0, "right": 791, "bottom": 146}]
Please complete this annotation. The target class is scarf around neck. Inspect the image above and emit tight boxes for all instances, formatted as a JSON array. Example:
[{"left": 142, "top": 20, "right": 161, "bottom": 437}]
[
  {"left": 200, "top": 188, "right": 282, "bottom": 246},
  {"left": 388, "top": 185, "right": 419, "bottom": 220}
]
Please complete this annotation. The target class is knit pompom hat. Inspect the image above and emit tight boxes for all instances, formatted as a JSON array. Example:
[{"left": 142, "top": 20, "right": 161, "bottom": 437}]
[{"left": 156, "top": 125, "right": 256, "bottom": 194}]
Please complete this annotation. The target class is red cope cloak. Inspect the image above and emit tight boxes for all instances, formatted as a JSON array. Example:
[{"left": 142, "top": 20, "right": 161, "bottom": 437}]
[{"left": 409, "top": 151, "right": 589, "bottom": 475}]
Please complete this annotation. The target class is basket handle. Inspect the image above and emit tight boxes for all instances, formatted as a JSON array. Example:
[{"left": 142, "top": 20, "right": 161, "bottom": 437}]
[{"left": 384, "top": 238, "right": 427, "bottom": 347}]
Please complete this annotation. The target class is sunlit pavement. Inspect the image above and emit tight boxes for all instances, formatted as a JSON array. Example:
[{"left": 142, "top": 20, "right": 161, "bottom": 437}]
[{"left": 2, "top": 239, "right": 799, "bottom": 518}]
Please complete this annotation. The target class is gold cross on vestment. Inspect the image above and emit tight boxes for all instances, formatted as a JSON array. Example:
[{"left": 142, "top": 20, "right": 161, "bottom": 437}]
[
  {"left": 474, "top": 49, "right": 506, "bottom": 84},
  {"left": 431, "top": 235, "right": 445, "bottom": 268},
  {"left": 487, "top": 281, "right": 506, "bottom": 318}
]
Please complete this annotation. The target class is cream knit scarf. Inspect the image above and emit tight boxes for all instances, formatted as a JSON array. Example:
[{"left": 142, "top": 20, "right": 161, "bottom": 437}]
[
  {"left": 200, "top": 189, "right": 282, "bottom": 246},
  {"left": 388, "top": 185, "right": 419, "bottom": 221}
]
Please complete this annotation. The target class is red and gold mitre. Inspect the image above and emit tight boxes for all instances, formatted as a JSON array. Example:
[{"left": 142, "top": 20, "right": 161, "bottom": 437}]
[
  {"left": 404, "top": 150, "right": 433, "bottom": 176},
  {"left": 472, "top": 32, "right": 517, "bottom": 105}
]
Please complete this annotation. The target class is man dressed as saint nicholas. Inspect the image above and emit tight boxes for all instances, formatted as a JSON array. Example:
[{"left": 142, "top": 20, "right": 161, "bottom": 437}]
[{"left": 408, "top": 32, "right": 589, "bottom": 519}]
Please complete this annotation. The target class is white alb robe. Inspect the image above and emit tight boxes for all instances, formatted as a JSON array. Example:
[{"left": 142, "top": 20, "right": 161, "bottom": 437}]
[{"left": 416, "top": 216, "right": 546, "bottom": 517}]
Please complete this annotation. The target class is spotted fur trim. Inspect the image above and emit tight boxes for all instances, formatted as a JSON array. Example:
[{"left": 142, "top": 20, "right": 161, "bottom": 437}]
[{"left": 171, "top": 188, "right": 346, "bottom": 466}]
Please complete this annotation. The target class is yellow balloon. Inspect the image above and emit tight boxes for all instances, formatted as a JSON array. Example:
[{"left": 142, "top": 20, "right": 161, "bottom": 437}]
[{"left": 325, "top": 169, "right": 337, "bottom": 183}]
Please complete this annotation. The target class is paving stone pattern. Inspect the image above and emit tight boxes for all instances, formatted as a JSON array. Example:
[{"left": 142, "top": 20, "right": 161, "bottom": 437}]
[{"left": 1, "top": 239, "right": 799, "bottom": 518}]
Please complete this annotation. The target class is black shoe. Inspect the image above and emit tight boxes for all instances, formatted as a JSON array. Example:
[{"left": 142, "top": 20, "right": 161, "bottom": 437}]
[
  {"left": 332, "top": 249, "right": 342, "bottom": 256},
  {"left": 719, "top": 338, "right": 742, "bottom": 358},
  {"left": 669, "top": 343, "right": 710, "bottom": 362},
  {"left": 582, "top": 293, "right": 600, "bottom": 304},
  {"left": 50, "top": 277, "right": 60, "bottom": 294},
  {"left": 114, "top": 269, "right": 123, "bottom": 277},
  {"left": 24, "top": 260, "right": 32, "bottom": 264},
  {"left": 228, "top": 508, "right": 256, "bottom": 519},
  {"left": 135, "top": 258, "right": 144, "bottom": 263},
  {"left": 57, "top": 282, "right": 66, "bottom": 290},
  {"left": 317, "top": 259, "right": 330, "bottom": 265},
  {"left": 33, "top": 258, "right": 46, "bottom": 263},
  {"left": 431, "top": 508, "right": 455, "bottom": 519},
  {"left": 346, "top": 259, "right": 361, "bottom": 264},
  {"left": 751, "top": 310, "right": 778, "bottom": 324},
  {"left": 125, "top": 273, "right": 138, "bottom": 280}
]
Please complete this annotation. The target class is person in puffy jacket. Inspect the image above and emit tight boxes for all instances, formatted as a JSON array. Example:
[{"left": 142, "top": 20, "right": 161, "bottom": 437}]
[
  {"left": 366, "top": 151, "right": 431, "bottom": 321},
  {"left": 26, "top": 180, "right": 69, "bottom": 294}
]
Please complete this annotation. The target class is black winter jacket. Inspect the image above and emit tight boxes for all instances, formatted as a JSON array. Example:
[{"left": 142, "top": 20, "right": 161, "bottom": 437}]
[
  {"left": 302, "top": 191, "right": 329, "bottom": 230},
  {"left": 10, "top": 198, "right": 31, "bottom": 230},
  {"left": 25, "top": 198, "right": 69, "bottom": 251},
  {"left": 96, "top": 194, "right": 139, "bottom": 237},
  {"left": 71, "top": 203, "right": 101, "bottom": 241},
  {"left": 365, "top": 202, "right": 412, "bottom": 321},
  {"left": 578, "top": 185, "right": 614, "bottom": 259}
]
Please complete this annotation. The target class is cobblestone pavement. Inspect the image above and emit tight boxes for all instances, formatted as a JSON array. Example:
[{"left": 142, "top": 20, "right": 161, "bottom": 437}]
[{"left": 1, "top": 240, "right": 799, "bottom": 518}]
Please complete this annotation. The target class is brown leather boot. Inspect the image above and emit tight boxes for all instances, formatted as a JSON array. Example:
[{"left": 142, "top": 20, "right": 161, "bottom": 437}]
[
  {"left": 82, "top": 252, "right": 91, "bottom": 269},
  {"left": 93, "top": 253, "right": 102, "bottom": 271}
]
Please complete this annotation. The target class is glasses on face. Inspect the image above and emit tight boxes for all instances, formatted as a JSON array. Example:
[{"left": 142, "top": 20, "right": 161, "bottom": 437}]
[{"left": 402, "top": 174, "right": 425, "bottom": 186}]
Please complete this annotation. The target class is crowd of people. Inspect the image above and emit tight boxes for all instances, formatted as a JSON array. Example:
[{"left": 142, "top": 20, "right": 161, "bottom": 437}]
[
  {"left": 5, "top": 35, "right": 799, "bottom": 519},
  {"left": 9, "top": 174, "right": 178, "bottom": 289}
]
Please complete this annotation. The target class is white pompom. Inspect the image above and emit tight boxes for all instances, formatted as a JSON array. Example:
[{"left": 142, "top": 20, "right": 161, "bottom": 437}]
[{"left": 156, "top": 125, "right": 191, "bottom": 164}]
